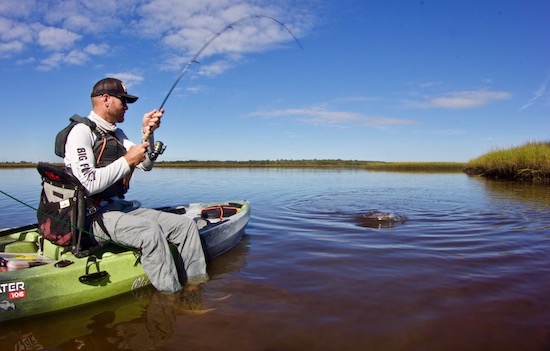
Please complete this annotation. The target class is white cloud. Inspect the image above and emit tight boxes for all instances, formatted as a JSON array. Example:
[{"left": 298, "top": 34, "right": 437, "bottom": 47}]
[
  {"left": 250, "top": 105, "right": 418, "bottom": 128},
  {"left": 186, "top": 85, "right": 208, "bottom": 94},
  {"left": 37, "top": 27, "right": 81, "bottom": 51},
  {"left": 37, "top": 52, "right": 64, "bottom": 70},
  {"left": 197, "top": 59, "right": 236, "bottom": 77},
  {"left": 135, "top": 0, "right": 308, "bottom": 74},
  {"left": 104, "top": 72, "right": 144, "bottom": 87},
  {"left": 335, "top": 96, "right": 378, "bottom": 103},
  {"left": 63, "top": 15, "right": 96, "bottom": 33},
  {"left": 0, "top": 0, "right": 36, "bottom": 17},
  {"left": 15, "top": 56, "right": 36, "bottom": 65},
  {"left": 409, "top": 90, "right": 512, "bottom": 109},
  {"left": 360, "top": 117, "right": 418, "bottom": 127},
  {"left": 64, "top": 49, "right": 89, "bottom": 65},
  {"left": 37, "top": 44, "right": 108, "bottom": 70},
  {"left": 1, "top": 0, "right": 311, "bottom": 73},
  {"left": 0, "top": 41, "right": 25, "bottom": 57},
  {"left": 42, "top": 0, "right": 129, "bottom": 33},
  {"left": 520, "top": 76, "right": 550, "bottom": 112},
  {"left": 0, "top": 17, "right": 34, "bottom": 56},
  {"left": 0, "top": 17, "right": 33, "bottom": 42},
  {"left": 84, "top": 43, "right": 109, "bottom": 56}
]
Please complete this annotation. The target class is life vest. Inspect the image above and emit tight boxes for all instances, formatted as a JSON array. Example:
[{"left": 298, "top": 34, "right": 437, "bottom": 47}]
[
  {"left": 55, "top": 114, "right": 128, "bottom": 200},
  {"left": 92, "top": 131, "right": 128, "bottom": 199}
]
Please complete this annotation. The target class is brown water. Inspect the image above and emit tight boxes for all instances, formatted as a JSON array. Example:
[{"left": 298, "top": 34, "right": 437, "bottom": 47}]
[{"left": 1, "top": 168, "right": 550, "bottom": 350}]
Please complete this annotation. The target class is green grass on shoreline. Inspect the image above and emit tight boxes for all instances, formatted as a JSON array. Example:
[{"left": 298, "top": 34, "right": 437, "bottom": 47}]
[
  {"left": 6, "top": 142, "right": 549, "bottom": 182},
  {"left": 157, "top": 160, "right": 466, "bottom": 172},
  {"left": 0, "top": 160, "right": 466, "bottom": 172},
  {"left": 464, "top": 141, "right": 550, "bottom": 182},
  {"left": 0, "top": 162, "right": 39, "bottom": 168}
]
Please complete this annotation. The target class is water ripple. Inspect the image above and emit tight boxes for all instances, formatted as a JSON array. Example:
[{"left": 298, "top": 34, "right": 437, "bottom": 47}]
[{"left": 2, "top": 169, "right": 550, "bottom": 350}]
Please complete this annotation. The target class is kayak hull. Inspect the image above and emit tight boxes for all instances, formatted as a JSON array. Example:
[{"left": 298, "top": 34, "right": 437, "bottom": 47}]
[{"left": 0, "top": 200, "right": 250, "bottom": 322}]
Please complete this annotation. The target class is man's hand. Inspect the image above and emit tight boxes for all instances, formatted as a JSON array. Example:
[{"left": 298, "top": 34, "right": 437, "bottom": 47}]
[
  {"left": 142, "top": 109, "right": 164, "bottom": 137},
  {"left": 124, "top": 142, "right": 150, "bottom": 167}
]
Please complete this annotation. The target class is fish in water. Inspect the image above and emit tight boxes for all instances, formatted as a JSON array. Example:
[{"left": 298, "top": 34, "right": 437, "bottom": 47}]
[{"left": 356, "top": 210, "right": 408, "bottom": 228}]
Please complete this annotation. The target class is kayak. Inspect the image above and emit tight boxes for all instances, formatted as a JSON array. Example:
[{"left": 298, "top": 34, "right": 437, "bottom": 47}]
[{"left": 0, "top": 200, "right": 250, "bottom": 323}]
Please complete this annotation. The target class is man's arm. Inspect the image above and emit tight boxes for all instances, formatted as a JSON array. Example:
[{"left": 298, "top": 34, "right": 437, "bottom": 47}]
[
  {"left": 116, "top": 129, "right": 154, "bottom": 171},
  {"left": 120, "top": 108, "right": 164, "bottom": 171}
]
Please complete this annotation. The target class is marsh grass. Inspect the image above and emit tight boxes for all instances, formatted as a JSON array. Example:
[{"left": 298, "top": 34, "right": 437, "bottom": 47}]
[
  {"left": 363, "top": 161, "right": 465, "bottom": 172},
  {"left": 464, "top": 142, "right": 550, "bottom": 182},
  {"left": 154, "top": 160, "right": 465, "bottom": 172},
  {"left": 0, "top": 162, "right": 38, "bottom": 168},
  {"left": 1, "top": 160, "right": 466, "bottom": 172}
]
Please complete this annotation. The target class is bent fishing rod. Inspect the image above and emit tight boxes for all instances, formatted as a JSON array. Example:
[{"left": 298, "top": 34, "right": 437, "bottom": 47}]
[{"left": 143, "top": 14, "right": 303, "bottom": 143}]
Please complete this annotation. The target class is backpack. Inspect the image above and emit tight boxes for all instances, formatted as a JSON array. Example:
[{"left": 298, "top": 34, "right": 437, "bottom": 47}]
[{"left": 36, "top": 163, "right": 108, "bottom": 257}]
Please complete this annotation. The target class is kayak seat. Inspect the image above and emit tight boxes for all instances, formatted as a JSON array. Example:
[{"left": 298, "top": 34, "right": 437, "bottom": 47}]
[
  {"left": 40, "top": 238, "right": 127, "bottom": 260},
  {"left": 42, "top": 238, "right": 64, "bottom": 260},
  {"left": 4, "top": 241, "right": 38, "bottom": 254},
  {"left": 1, "top": 231, "right": 40, "bottom": 254}
]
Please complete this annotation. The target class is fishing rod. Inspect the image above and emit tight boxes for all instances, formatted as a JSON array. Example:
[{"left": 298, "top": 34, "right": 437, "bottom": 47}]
[{"left": 143, "top": 14, "right": 303, "bottom": 143}]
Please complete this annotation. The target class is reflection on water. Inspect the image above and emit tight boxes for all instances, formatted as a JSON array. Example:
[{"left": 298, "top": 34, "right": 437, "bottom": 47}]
[
  {"left": 479, "top": 177, "right": 550, "bottom": 205},
  {"left": 1, "top": 169, "right": 550, "bottom": 350},
  {"left": 56, "top": 288, "right": 220, "bottom": 350},
  {"left": 0, "top": 235, "right": 250, "bottom": 350}
]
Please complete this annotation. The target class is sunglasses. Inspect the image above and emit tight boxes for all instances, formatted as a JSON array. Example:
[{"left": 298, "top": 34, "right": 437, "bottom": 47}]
[{"left": 110, "top": 95, "right": 128, "bottom": 105}]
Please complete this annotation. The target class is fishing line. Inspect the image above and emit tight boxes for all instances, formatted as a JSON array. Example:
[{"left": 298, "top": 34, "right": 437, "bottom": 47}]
[
  {"left": 0, "top": 190, "right": 38, "bottom": 216},
  {"left": 141, "top": 14, "right": 303, "bottom": 146},
  {"left": 158, "top": 15, "right": 303, "bottom": 112},
  {"left": 0, "top": 189, "right": 136, "bottom": 254}
]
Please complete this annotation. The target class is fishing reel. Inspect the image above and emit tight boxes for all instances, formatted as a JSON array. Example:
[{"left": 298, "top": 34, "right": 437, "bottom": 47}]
[{"left": 149, "top": 141, "right": 166, "bottom": 161}]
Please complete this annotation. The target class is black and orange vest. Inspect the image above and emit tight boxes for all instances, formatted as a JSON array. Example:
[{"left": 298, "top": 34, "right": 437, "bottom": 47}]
[{"left": 55, "top": 114, "right": 128, "bottom": 199}]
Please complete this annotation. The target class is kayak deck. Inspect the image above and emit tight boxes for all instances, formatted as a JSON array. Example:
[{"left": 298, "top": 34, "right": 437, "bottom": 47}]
[{"left": 0, "top": 200, "right": 250, "bottom": 322}]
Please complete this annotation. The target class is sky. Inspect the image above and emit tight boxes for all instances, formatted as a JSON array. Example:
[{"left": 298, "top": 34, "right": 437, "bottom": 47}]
[{"left": 1, "top": 0, "right": 549, "bottom": 163}]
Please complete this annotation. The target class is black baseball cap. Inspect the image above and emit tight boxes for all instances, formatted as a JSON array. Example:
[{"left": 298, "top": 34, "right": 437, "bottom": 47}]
[{"left": 91, "top": 78, "right": 138, "bottom": 104}]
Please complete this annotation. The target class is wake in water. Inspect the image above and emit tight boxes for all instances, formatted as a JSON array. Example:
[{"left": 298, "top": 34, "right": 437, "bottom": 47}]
[
  {"left": 280, "top": 194, "right": 409, "bottom": 229},
  {"left": 355, "top": 210, "right": 408, "bottom": 228}
]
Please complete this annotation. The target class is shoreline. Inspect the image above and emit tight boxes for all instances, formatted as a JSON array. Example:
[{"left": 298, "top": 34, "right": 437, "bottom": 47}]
[
  {"left": 4, "top": 158, "right": 548, "bottom": 182},
  {"left": 464, "top": 141, "right": 550, "bottom": 183},
  {"left": 0, "top": 160, "right": 466, "bottom": 172}
]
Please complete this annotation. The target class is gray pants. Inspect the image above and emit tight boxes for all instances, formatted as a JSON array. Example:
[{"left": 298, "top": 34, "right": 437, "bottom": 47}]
[{"left": 92, "top": 201, "right": 208, "bottom": 293}]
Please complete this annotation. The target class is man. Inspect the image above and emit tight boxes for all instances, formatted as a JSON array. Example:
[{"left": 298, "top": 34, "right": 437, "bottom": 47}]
[{"left": 63, "top": 77, "right": 207, "bottom": 293}]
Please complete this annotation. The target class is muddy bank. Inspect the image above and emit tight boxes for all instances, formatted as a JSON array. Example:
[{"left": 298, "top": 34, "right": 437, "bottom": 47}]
[{"left": 463, "top": 167, "right": 550, "bottom": 183}]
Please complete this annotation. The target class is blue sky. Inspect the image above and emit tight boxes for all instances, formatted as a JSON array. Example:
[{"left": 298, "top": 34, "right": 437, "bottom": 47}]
[{"left": 1, "top": 0, "right": 549, "bottom": 162}]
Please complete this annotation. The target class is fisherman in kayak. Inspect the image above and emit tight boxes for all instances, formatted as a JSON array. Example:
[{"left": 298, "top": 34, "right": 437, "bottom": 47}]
[{"left": 61, "top": 77, "right": 208, "bottom": 293}]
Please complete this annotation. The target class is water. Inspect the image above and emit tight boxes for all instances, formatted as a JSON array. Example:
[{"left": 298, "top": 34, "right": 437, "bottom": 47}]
[{"left": 1, "top": 168, "right": 550, "bottom": 350}]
